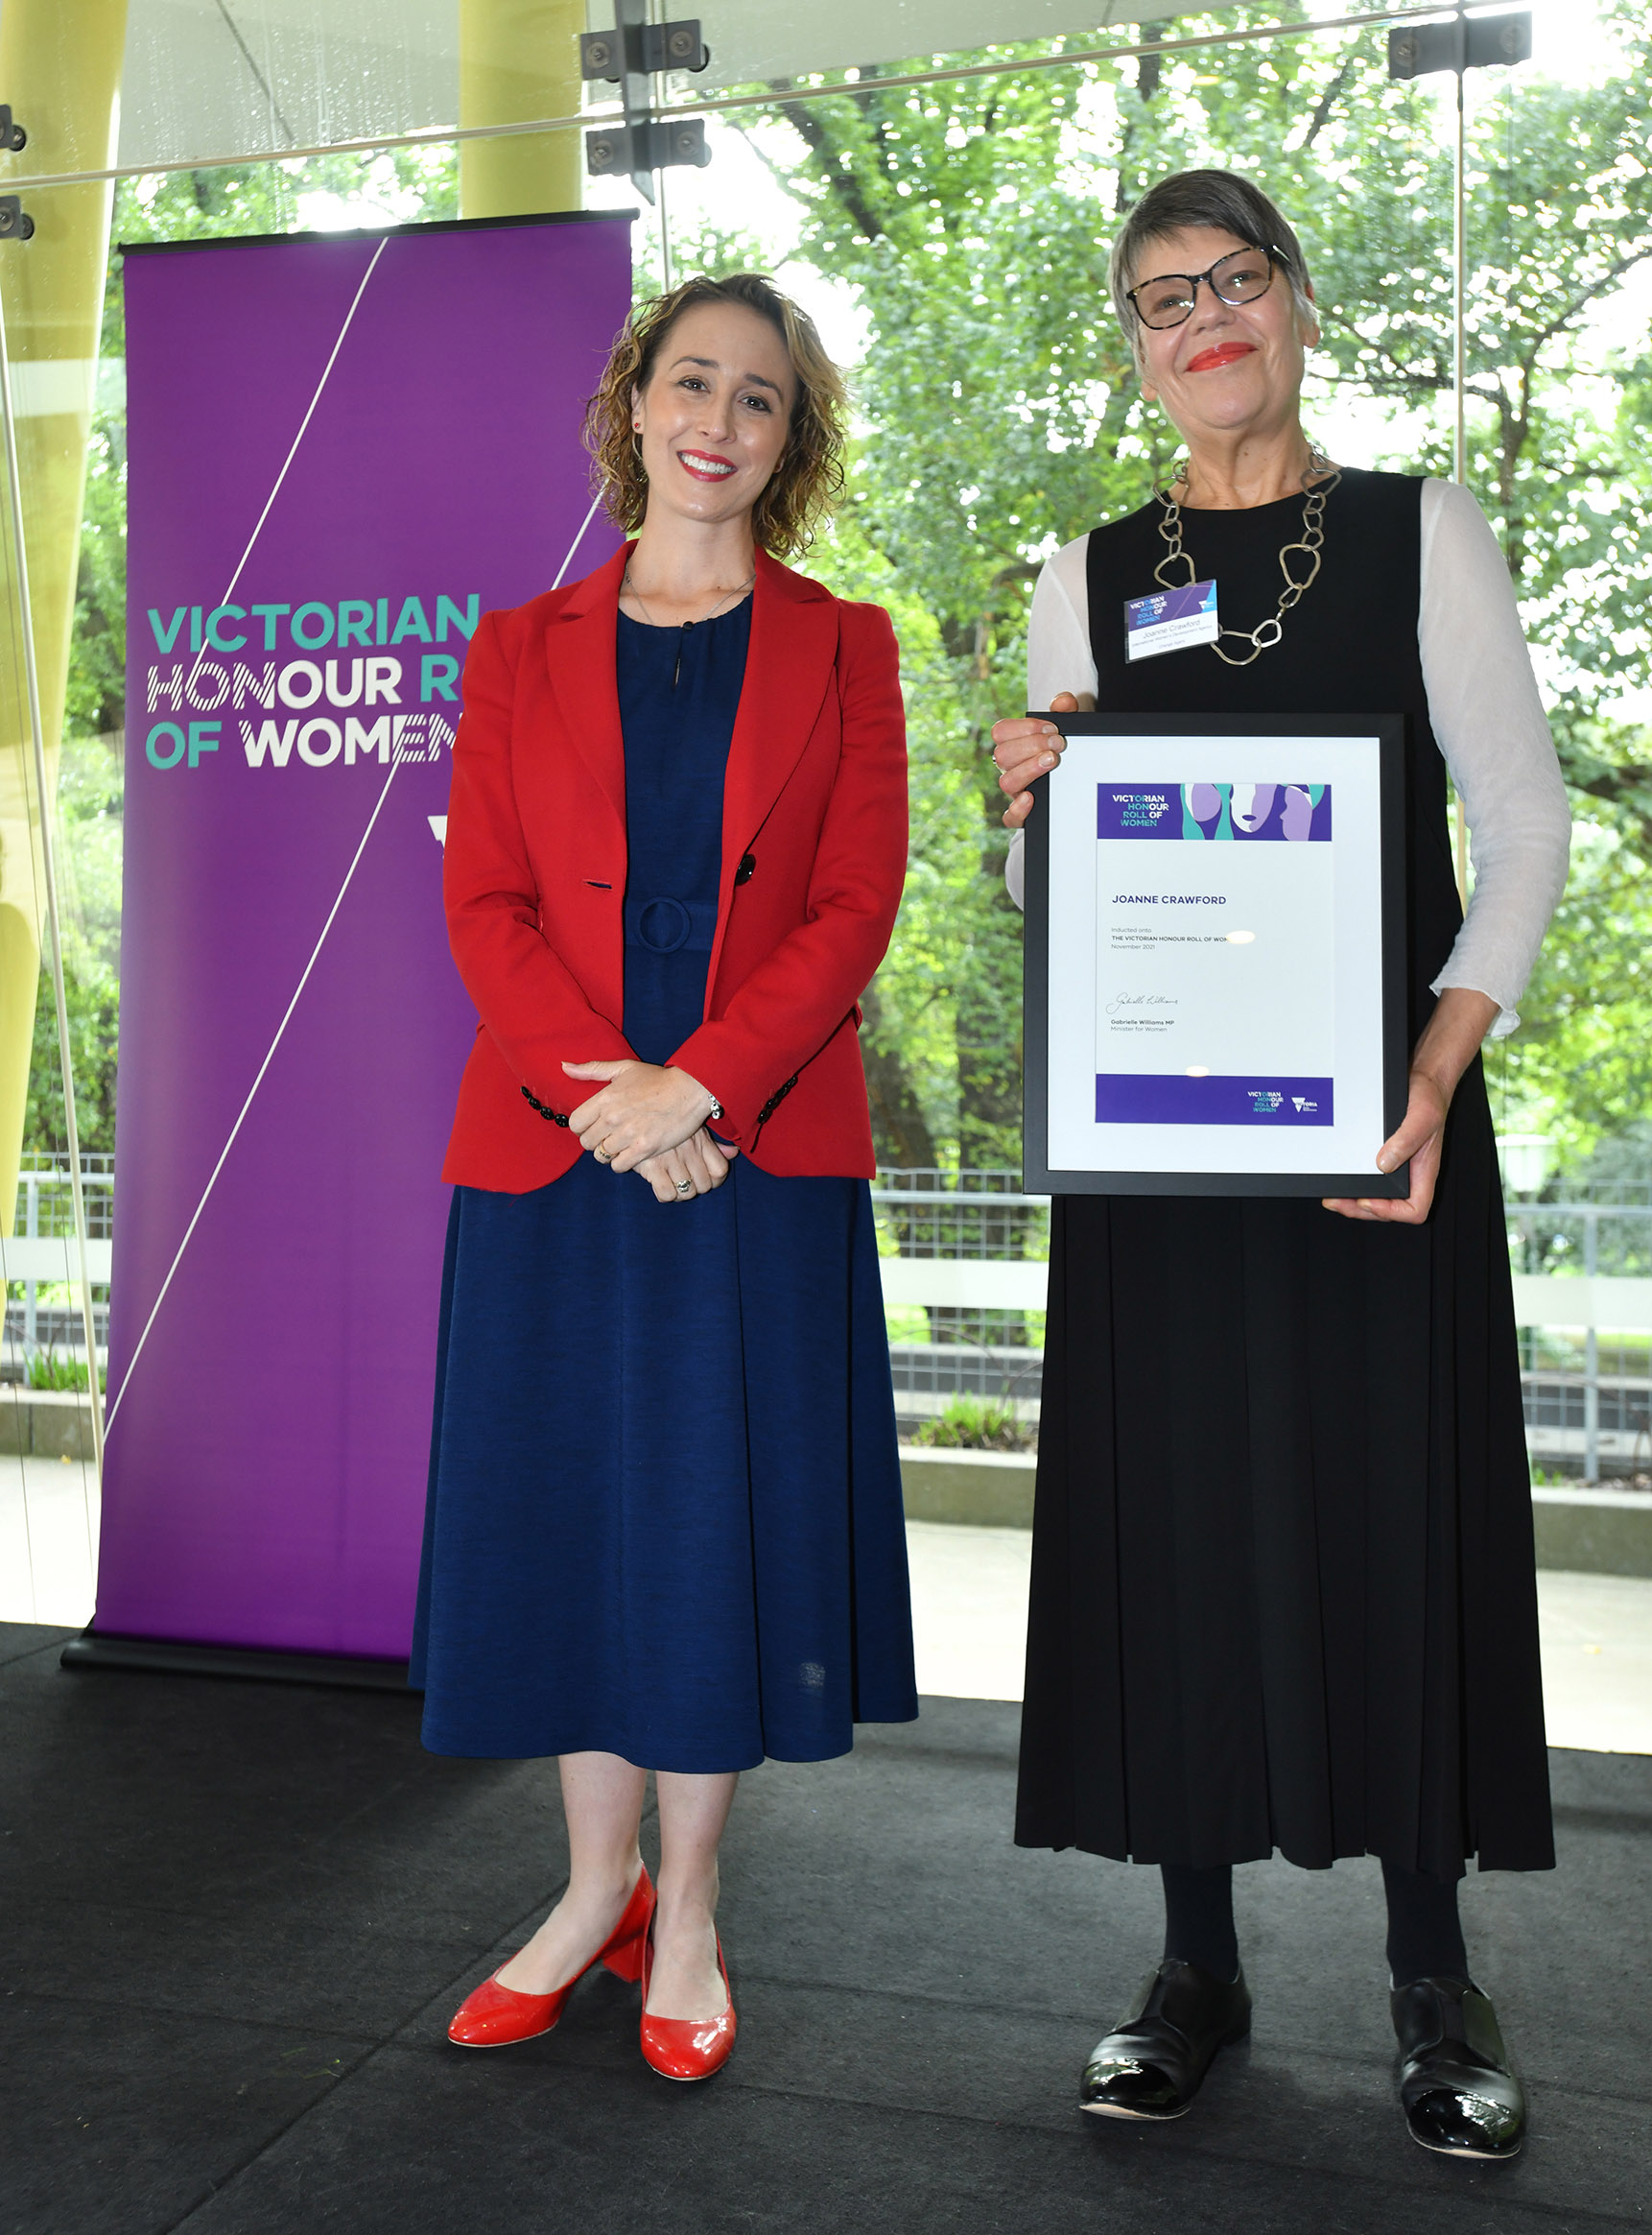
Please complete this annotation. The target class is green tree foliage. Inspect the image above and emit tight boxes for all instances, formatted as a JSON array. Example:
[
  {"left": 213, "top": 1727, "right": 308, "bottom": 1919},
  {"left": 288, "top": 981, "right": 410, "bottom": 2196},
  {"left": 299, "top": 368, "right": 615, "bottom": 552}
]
[
  {"left": 24, "top": 737, "right": 123, "bottom": 1156},
  {"left": 741, "top": 2, "right": 1652, "bottom": 1165},
  {"left": 41, "top": 32, "right": 1652, "bottom": 1176},
  {"left": 1488, "top": 821, "right": 1652, "bottom": 1161},
  {"left": 63, "top": 416, "right": 125, "bottom": 742},
  {"left": 25, "top": 959, "right": 119, "bottom": 1157}
]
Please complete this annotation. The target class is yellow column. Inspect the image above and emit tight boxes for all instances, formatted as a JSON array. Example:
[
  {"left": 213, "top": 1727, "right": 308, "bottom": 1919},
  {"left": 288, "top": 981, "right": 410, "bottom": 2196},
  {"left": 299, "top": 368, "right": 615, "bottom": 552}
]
[
  {"left": 460, "top": 0, "right": 586, "bottom": 220},
  {"left": 0, "top": 2, "right": 127, "bottom": 1236}
]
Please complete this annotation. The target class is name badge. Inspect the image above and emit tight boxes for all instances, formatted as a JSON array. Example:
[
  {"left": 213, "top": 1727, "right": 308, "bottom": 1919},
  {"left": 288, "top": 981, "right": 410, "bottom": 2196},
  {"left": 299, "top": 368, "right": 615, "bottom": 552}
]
[{"left": 1124, "top": 580, "right": 1218, "bottom": 662}]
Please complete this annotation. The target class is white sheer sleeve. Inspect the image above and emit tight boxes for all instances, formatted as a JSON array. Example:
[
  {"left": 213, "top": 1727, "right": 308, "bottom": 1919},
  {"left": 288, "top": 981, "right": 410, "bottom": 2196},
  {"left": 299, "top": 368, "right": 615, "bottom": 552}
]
[
  {"left": 1007, "top": 535, "right": 1096, "bottom": 911},
  {"left": 1006, "top": 491, "right": 1572, "bottom": 996},
  {"left": 1419, "top": 479, "right": 1571, "bottom": 1036}
]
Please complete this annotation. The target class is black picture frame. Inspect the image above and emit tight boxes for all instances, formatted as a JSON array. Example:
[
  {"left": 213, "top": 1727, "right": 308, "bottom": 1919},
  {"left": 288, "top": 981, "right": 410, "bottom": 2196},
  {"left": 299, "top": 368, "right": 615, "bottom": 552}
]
[{"left": 1022, "top": 712, "right": 1411, "bottom": 1198}]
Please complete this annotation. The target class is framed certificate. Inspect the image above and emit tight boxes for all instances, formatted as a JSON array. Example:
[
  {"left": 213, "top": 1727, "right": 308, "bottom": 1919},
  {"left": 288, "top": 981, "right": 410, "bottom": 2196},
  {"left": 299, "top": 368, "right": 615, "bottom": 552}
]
[{"left": 1023, "top": 714, "right": 1410, "bottom": 1198}]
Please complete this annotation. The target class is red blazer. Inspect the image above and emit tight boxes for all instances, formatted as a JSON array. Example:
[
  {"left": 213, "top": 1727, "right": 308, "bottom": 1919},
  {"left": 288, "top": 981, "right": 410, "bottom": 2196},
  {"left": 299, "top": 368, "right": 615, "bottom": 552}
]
[{"left": 440, "top": 542, "right": 908, "bottom": 1189}]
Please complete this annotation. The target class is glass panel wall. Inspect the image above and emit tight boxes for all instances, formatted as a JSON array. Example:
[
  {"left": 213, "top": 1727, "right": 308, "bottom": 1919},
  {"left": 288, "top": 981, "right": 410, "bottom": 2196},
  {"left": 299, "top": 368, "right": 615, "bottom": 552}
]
[
  {"left": 1466, "top": 4, "right": 1652, "bottom": 1486},
  {"left": 1, "top": 0, "right": 1645, "bottom": 1638},
  {"left": 0, "top": 242, "right": 106, "bottom": 1623},
  {"left": 676, "top": 0, "right": 1247, "bottom": 91},
  {"left": 657, "top": 11, "right": 1459, "bottom": 1383},
  {"left": 119, "top": 0, "right": 462, "bottom": 170}
]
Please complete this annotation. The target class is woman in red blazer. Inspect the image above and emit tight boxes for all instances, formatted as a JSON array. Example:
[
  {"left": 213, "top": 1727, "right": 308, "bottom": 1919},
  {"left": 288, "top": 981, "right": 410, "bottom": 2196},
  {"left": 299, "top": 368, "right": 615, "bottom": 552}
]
[{"left": 413, "top": 273, "right": 917, "bottom": 2084}]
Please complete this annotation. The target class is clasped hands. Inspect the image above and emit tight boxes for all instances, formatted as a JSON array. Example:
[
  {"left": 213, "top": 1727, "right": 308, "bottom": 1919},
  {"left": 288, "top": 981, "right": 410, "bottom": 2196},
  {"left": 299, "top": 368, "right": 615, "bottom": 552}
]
[
  {"left": 989, "top": 698, "right": 1496, "bottom": 1228},
  {"left": 563, "top": 1058, "right": 736, "bottom": 1203}
]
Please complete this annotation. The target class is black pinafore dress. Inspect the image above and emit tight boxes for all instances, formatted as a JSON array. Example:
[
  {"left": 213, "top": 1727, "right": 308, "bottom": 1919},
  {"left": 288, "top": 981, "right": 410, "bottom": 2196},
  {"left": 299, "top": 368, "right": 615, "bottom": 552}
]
[{"left": 1014, "top": 469, "right": 1553, "bottom": 1880}]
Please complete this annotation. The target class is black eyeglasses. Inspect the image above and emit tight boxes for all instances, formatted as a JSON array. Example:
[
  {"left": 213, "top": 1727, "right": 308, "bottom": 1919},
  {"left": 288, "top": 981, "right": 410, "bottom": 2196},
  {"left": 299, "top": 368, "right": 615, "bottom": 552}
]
[{"left": 1125, "top": 246, "right": 1280, "bottom": 331}]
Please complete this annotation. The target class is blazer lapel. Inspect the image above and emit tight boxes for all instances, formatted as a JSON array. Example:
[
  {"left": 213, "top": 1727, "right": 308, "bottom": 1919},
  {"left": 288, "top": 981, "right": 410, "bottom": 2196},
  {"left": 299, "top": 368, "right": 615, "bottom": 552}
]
[
  {"left": 720, "top": 549, "right": 838, "bottom": 856},
  {"left": 703, "top": 550, "right": 839, "bottom": 999},
  {"left": 542, "top": 540, "right": 630, "bottom": 842}
]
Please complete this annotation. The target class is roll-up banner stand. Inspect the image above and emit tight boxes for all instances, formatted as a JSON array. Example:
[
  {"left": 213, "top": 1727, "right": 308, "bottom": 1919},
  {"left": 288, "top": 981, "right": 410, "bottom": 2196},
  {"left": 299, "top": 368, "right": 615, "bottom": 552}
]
[{"left": 68, "top": 212, "right": 631, "bottom": 1682}]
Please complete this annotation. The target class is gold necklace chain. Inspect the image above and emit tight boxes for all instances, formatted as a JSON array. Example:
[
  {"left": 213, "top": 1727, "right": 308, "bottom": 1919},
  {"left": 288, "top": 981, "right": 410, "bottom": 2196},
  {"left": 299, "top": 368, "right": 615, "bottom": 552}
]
[
  {"left": 1152, "top": 446, "right": 1341, "bottom": 667},
  {"left": 622, "top": 565, "right": 756, "bottom": 630}
]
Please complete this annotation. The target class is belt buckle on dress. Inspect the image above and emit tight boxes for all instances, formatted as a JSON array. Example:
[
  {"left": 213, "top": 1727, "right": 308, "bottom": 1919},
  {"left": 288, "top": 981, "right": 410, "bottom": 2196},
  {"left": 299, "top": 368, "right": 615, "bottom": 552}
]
[{"left": 636, "top": 896, "right": 693, "bottom": 955}]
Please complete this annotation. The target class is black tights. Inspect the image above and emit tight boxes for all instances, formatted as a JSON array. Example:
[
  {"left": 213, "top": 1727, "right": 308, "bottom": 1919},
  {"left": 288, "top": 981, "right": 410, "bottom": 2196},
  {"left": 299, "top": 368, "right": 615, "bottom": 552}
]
[{"left": 1160, "top": 1860, "right": 1468, "bottom": 1986}]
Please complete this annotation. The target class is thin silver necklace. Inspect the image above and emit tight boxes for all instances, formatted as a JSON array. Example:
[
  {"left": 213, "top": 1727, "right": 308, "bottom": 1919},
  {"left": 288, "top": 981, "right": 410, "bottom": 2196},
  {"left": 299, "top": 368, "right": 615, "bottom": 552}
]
[
  {"left": 621, "top": 566, "right": 755, "bottom": 630},
  {"left": 1153, "top": 445, "right": 1341, "bottom": 666}
]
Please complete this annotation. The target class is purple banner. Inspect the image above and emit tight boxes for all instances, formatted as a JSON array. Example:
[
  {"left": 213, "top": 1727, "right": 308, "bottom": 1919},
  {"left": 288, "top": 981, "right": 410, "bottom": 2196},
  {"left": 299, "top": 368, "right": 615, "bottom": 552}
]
[
  {"left": 100, "top": 215, "right": 631, "bottom": 1658},
  {"left": 1097, "top": 782, "right": 1332, "bottom": 842},
  {"left": 1096, "top": 1075, "right": 1334, "bottom": 1125}
]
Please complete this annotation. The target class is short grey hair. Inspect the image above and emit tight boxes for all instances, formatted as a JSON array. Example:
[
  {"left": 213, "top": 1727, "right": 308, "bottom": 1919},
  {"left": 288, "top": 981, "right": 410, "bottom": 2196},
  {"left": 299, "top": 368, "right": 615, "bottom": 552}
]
[{"left": 1108, "top": 168, "right": 1315, "bottom": 366}]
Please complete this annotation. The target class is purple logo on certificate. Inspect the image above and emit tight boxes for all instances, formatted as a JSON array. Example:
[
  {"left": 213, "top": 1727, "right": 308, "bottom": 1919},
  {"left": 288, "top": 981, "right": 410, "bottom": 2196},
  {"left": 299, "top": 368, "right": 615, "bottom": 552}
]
[
  {"left": 1096, "top": 1075, "right": 1334, "bottom": 1125},
  {"left": 1097, "top": 782, "right": 1332, "bottom": 842}
]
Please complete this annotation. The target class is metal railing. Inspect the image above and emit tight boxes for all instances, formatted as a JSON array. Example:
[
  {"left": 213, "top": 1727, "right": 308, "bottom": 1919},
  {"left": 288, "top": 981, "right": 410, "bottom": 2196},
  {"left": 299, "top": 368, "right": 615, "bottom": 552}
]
[
  {"left": 7, "top": 1158, "right": 1650, "bottom": 1476},
  {"left": 871, "top": 1169, "right": 1050, "bottom": 1351},
  {"left": 1507, "top": 1201, "right": 1652, "bottom": 1277},
  {"left": 871, "top": 1176, "right": 1652, "bottom": 1477},
  {"left": 12, "top": 1153, "right": 116, "bottom": 1239},
  {"left": 4, "top": 1155, "right": 114, "bottom": 1359},
  {"left": 1506, "top": 1205, "right": 1652, "bottom": 1479},
  {"left": 871, "top": 1169, "right": 1048, "bottom": 1256}
]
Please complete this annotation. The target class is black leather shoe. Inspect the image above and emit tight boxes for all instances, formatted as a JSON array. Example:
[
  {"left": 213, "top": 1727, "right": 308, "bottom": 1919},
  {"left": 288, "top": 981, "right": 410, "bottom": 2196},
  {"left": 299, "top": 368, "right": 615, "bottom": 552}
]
[
  {"left": 1392, "top": 1977, "right": 1525, "bottom": 2160},
  {"left": 1079, "top": 1959, "right": 1251, "bottom": 2121}
]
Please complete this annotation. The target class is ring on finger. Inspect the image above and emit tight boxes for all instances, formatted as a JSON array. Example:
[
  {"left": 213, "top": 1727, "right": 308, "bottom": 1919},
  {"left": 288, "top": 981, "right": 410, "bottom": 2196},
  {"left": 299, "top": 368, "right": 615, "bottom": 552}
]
[
  {"left": 593, "top": 1139, "right": 613, "bottom": 1164},
  {"left": 673, "top": 1177, "right": 694, "bottom": 1198}
]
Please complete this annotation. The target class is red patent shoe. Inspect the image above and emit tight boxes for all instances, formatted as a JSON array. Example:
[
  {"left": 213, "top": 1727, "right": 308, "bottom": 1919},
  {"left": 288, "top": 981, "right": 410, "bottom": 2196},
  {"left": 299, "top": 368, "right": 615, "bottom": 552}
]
[
  {"left": 639, "top": 1918, "right": 737, "bottom": 2081},
  {"left": 448, "top": 1866, "right": 655, "bottom": 2048}
]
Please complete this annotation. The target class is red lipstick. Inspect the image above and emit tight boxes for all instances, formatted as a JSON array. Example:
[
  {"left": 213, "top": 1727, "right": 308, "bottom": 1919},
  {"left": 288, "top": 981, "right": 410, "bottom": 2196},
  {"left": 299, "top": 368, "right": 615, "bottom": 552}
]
[
  {"left": 1186, "top": 343, "right": 1256, "bottom": 373},
  {"left": 677, "top": 448, "right": 736, "bottom": 483}
]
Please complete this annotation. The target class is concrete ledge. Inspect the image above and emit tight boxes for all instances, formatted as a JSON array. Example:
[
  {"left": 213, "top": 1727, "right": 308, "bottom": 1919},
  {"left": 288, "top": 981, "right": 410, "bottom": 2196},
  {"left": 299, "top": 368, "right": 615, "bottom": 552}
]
[
  {"left": 1532, "top": 1486, "right": 1652, "bottom": 1579},
  {"left": 0, "top": 1390, "right": 98, "bottom": 1461},
  {"left": 901, "top": 1452, "right": 1652, "bottom": 1577},
  {"left": 900, "top": 1445, "right": 1035, "bottom": 1528}
]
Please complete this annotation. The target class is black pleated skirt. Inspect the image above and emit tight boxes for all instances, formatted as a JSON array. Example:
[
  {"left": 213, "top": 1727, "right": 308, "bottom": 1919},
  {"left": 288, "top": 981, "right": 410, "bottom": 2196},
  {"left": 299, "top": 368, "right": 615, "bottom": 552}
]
[{"left": 1014, "top": 1058, "right": 1554, "bottom": 1879}]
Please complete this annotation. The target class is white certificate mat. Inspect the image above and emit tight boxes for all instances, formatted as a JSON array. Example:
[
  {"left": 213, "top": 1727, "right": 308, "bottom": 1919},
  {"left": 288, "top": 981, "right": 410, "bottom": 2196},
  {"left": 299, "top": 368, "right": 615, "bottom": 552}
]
[{"left": 1024, "top": 715, "right": 1408, "bottom": 1196}]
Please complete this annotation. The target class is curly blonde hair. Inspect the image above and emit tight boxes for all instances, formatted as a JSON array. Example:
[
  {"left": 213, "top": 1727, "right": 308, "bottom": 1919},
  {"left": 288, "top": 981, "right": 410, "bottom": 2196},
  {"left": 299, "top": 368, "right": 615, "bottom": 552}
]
[{"left": 584, "top": 273, "right": 848, "bottom": 559}]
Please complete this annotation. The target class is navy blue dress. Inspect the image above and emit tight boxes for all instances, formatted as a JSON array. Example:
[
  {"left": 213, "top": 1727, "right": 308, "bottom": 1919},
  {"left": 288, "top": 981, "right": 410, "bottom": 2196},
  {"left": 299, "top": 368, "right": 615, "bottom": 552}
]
[{"left": 411, "top": 601, "right": 918, "bottom": 1771}]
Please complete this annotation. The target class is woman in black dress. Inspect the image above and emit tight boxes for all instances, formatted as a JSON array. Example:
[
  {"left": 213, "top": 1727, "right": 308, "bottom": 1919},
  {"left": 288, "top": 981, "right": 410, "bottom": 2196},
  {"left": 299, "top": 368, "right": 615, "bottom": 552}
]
[{"left": 993, "top": 171, "right": 1569, "bottom": 2158}]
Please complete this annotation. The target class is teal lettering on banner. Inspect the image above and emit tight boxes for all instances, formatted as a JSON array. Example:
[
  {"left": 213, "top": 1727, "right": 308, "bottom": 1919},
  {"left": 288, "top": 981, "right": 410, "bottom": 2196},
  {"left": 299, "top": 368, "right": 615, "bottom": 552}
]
[
  {"left": 337, "top": 601, "right": 372, "bottom": 647},
  {"left": 249, "top": 604, "right": 291, "bottom": 650},
  {"left": 421, "top": 654, "right": 460, "bottom": 701},
  {"left": 189, "top": 606, "right": 203, "bottom": 653},
  {"left": 146, "top": 722, "right": 187, "bottom": 769},
  {"left": 188, "top": 721, "right": 221, "bottom": 768},
  {"left": 148, "top": 607, "right": 187, "bottom": 653},
  {"left": 205, "top": 606, "right": 247, "bottom": 651},
  {"left": 390, "top": 596, "right": 432, "bottom": 645},
  {"left": 292, "top": 602, "right": 335, "bottom": 649},
  {"left": 436, "top": 594, "right": 480, "bottom": 641}
]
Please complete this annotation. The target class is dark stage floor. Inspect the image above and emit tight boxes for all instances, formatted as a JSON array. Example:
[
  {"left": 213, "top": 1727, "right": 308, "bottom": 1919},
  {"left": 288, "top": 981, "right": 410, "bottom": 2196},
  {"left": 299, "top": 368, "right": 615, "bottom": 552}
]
[{"left": 3, "top": 1618, "right": 1649, "bottom": 2235}]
